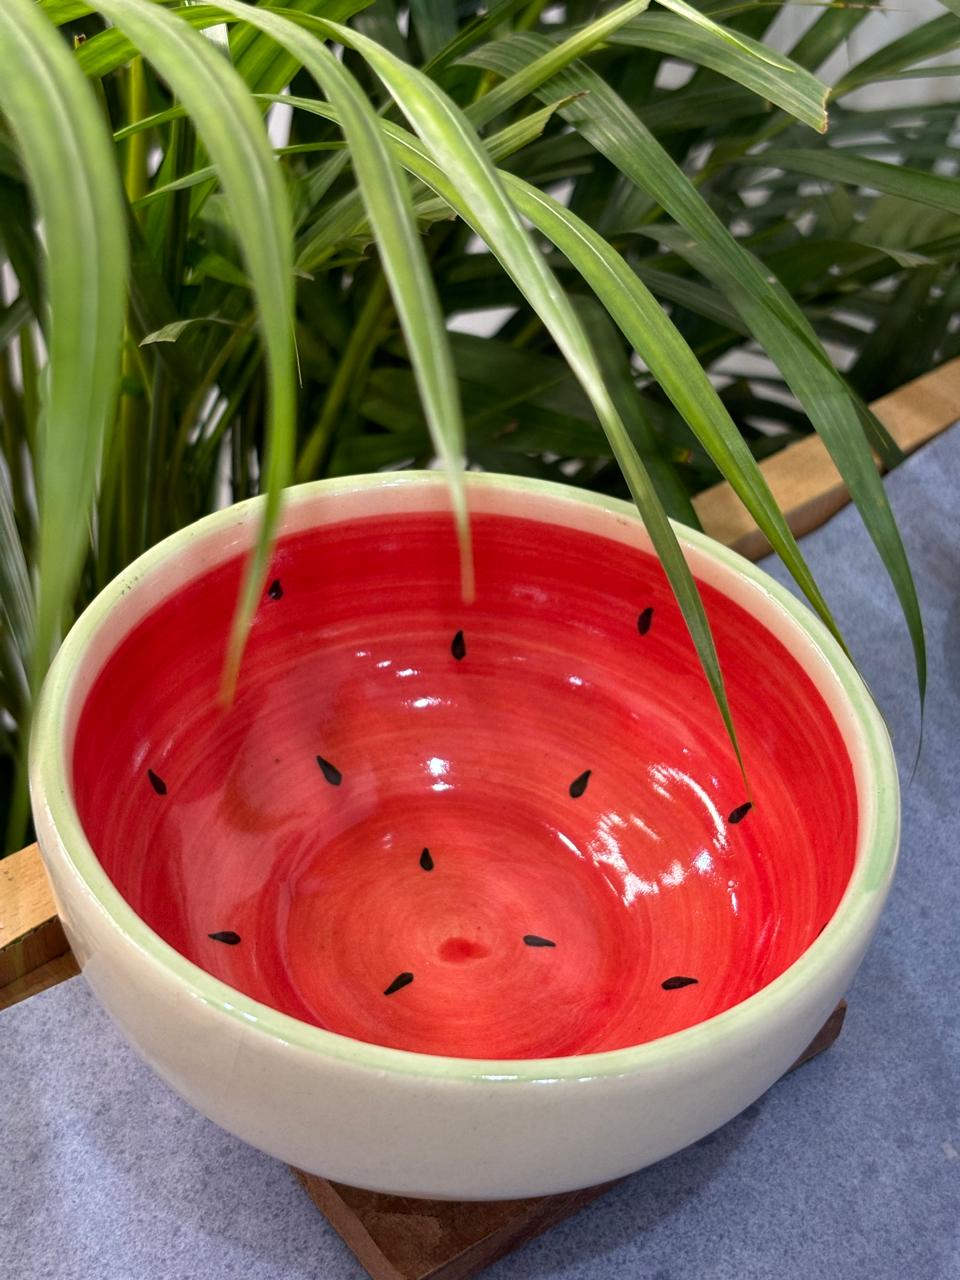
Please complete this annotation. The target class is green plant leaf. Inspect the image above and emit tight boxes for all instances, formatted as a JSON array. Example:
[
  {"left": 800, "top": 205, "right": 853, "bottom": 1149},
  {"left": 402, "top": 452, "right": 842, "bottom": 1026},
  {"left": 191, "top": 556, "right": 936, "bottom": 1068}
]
[
  {"left": 463, "top": 35, "right": 924, "bottom": 702},
  {"left": 609, "top": 13, "right": 828, "bottom": 132},
  {"left": 785, "top": 2, "right": 870, "bottom": 73},
  {"left": 465, "top": 0, "right": 652, "bottom": 130},
  {"left": 76, "top": 5, "right": 244, "bottom": 78},
  {"left": 647, "top": 225, "right": 927, "bottom": 706},
  {"left": 463, "top": 36, "right": 825, "bottom": 349},
  {"left": 230, "top": 0, "right": 372, "bottom": 99},
  {"left": 39, "top": 0, "right": 178, "bottom": 21},
  {"left": 740, "top": 148, "right": 960, "bottom": 218},
  {"left": 0, "top": 0, "right": 129, "bottom": 843},
  {"left": 94, "top": 0, "right": 297, "bottom": 694},
  {"left": 0, "top": 461, "right": 32, "bottom": 684},
  {"left": 287, "top": 91, "right": 577, "bottom": 271},
  {"left": 0, "top": 297, "right": 32, "bottom": 352},
  {"left": 409, "top": 0, "right": 457, "bottom": 61},
  {"left": 577, "top": 300, "right": 698, "bottom": 525},
  {"left": 207, "top": 0, "right": 472, "bottom": 596},
  {"left": 140, "top": 316, "right": 239, "bottom": 345},
  {"left": 317, "top": 17, "right": 748, "bottom": 777},
  {"left": 420, "top": 0, "right": 530, "bottom": 76},
  {"left": 834, "top": 12, "right": 960, "bottom": 96},
  {"left": 655, "top": 0, "right": 788, "bottom": 64},
  {"left": 868, "top": 64, "right": 960, "bottom": 82},
  {"left": 380, "top": 123, "right": 844, "bottom": 653}
]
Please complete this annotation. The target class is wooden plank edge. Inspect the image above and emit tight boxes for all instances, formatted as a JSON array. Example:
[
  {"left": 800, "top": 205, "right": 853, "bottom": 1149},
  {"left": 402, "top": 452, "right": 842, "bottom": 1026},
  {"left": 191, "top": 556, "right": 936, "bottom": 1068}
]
[
  {"left": 0, "top": 915, "right": 70, "bottom": 988},
  {"left": 693, "top": 355, "right": 960, "bottom": 558},
  {"left": 0, "top": 951, "right": 80, "bottom": 1011},
  {"left": 293, "top": 1173, "right": 615, "bottom": 1280},
  {"left": 1, "top": 842, "right": 59, "bottom": 950}
]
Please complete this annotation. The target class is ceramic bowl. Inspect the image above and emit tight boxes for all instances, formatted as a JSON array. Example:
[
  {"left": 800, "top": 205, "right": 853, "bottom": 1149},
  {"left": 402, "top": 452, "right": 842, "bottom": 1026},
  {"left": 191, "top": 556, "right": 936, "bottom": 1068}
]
[{"left": 30, "top": 472, "right": 899, "bottom": 1199}]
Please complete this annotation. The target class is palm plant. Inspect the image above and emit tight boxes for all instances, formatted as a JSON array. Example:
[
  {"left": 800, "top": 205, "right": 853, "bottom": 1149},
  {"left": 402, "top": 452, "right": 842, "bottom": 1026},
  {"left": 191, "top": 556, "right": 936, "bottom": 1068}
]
[{"left": 1, "top": 0, "right": 955, "bottom": 852}]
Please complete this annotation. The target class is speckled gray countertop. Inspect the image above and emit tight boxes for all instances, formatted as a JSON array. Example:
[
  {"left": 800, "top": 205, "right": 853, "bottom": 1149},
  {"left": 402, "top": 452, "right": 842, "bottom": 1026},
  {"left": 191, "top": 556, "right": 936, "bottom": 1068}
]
[{"left": 2, "top": 426, "right": 958, "bottom": 1280}]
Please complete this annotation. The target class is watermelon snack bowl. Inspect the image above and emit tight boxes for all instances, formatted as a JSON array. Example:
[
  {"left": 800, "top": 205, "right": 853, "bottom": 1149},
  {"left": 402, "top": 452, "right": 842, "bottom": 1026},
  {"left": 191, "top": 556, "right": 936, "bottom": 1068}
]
[{"left": 29, "top": 470, "right": 899, "bottom": 1201}]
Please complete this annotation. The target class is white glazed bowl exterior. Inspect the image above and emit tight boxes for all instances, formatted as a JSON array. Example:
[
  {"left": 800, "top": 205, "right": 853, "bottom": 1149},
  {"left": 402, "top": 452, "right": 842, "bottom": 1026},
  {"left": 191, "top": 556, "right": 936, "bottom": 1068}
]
[{"left": 29, "top": 472, "right": 899, "bottom": 1199}]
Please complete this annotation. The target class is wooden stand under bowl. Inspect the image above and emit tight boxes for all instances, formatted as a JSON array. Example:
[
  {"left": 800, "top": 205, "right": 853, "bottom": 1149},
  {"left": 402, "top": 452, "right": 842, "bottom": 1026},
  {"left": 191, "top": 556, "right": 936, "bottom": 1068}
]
[{"left": 293, "top": 1001, "right": 846, "bottom": 1280}]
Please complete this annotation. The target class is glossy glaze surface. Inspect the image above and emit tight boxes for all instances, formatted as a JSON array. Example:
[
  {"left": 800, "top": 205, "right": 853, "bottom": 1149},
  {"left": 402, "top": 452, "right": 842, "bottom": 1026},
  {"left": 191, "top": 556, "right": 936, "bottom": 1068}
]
[{"left": 73, "top": 511, "right": 857, "bottom": 1059}]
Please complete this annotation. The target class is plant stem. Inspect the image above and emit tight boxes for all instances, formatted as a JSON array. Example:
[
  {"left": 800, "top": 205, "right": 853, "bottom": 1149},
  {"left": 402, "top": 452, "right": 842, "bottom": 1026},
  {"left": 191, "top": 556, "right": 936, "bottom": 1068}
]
[
  {"left": 516, "top": 0, "right": 549, "bottom": 33},
  {"left": 0, "top": 347, "right": 30, "bottom": 543},
  {"left": 170, "top": 318, "right": 255, "bottom": 478},
  {"left": 146, "top": 117, "right": 197, "bottom": 544},
  {"left": 296, "top": 271, "right": 391, "bottom": 482},
  {"left": 117, "top": 57, "right": 150, "bottom": 565}
]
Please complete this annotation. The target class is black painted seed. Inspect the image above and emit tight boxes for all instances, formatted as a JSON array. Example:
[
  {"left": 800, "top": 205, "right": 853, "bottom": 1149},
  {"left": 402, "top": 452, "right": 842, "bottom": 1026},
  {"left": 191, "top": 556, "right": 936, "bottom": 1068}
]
[
  {"left": 637, "top": 606, "right": 654, "bottom": 635},
  {"left": 384, "top": 972, "right": 414, "bottom": 996},
  {"left": 662, "top": 975, "right": 698, "bottom": 990},
  {"left": 316, "top": 755, "right": 343, "bottom": 786},
  {"left": 523, "top": 935, "right": 556, "bottom": 948},
  {"left": 569, "top": 769, "right": 591, "bottom": 799},
  {"left": 729, "top": 801, "right": 753, "bottom": 824},
  {"left": 209, "top": 931, "right": 241, "bottom": 946},
  {"left": 420, "top": 848, "right": 434, "bottom": 871},
  {"left": 451, "top": 629, "right": 466, "bottom": 661},
  {"left": 147, "top": 768, "right": 167, "bottom": 796},
  {"left": 267, "top": 578, "right": 283, "bottom": 600}
]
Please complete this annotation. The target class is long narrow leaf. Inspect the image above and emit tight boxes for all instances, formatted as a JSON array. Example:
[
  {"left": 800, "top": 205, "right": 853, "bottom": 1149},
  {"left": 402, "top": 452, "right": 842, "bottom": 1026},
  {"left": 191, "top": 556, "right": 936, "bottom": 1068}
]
[
  {"left": 786, "top": 3, "right": 870, "bottom": 73},
  {"left": 409, "top": 0, "right": 457, "bottom": 62},
  {"left": 466, "top": 0, "right": 652, "bottom": 129},
  {"left": 609, "top": 14, "right": 828, "bottom": 132},
  {"left": 94, "top": 0, "right": 296, "bottom": 693},
  {"left": 833, "top": 13, "right": 960, "bottom": 96},
  {"left": 740, "top": 149, "right": 960, "bottom": 218},
  {"left": 207, "top": 0, "right": 473, "bottom": 596},
  {"left": 376, "top": 121, "right": 845, "bottom": 656},
  {"left": 648, "top": 226, "right": 927, "bottom": 706},
  {"left": 464, "top": 35, "right": 925, "bottom": 704},
  {"left": 77, "top": 5, "right": 244, "bottom": 77},
  {"left": 314, "top": 18, "right": 748, "bottom": 776},
  {"left": 0, "top": 0, "right": 128, "bottom": 843}
]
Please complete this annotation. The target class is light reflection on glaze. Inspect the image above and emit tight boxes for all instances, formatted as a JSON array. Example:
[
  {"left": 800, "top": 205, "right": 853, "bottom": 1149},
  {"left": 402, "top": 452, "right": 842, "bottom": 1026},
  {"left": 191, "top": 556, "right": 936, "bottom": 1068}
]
[
  {"left": 661, "top": 860, "right": 685, "bottom": 888},
  {"left": 425, "top": 755, "right": 452, "bottom": 793},
  {"left": 728, "top": 881, "right": 741, "bottom": 917},
  {"left": 648, "top": 762, "right": 728, "bottom": 851},
  {"left": 73, "top": 508, "right": 859, "bottom": 1060}
]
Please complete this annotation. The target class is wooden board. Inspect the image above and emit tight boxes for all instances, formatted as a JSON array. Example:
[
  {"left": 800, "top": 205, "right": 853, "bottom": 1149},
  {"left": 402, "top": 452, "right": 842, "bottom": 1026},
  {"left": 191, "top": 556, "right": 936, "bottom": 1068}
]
[
  {"left": 0, "top": 843, "right": 60, "bottom": 951},
  {"left": 692, "top": 356, "right": 960, "bottom": 559},
  {"left": 0, "top": 950, "right": 81, "bottom": 1012},
  {"left": 0, "top": 845, "right": 70, "bottom": 997},
  {"left": 293, "top": 1173, "right": 616, "bottom": 1280},
  {"left": 293, "top": 1002, "right": 847, "bottom": 1280}
]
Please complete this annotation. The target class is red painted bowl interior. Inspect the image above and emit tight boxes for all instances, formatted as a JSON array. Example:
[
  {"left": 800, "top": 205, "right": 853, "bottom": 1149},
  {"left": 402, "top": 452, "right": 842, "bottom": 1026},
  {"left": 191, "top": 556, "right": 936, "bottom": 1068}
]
[{"left": 73, "top": 506, "right": 858, "bottom": 1060}]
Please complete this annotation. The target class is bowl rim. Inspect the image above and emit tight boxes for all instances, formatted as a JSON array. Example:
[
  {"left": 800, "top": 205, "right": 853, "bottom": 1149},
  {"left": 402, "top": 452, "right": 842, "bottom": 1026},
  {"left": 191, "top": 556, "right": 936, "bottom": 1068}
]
[{"left": 30, "top": 469, "right": 900, "bottom": 1083}]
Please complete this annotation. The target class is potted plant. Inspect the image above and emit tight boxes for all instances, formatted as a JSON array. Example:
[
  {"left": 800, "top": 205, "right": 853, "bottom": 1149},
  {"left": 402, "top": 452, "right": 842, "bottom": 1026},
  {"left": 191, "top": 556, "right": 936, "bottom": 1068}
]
[{"left": 0, "top": 0, "right": 951, "bottom": 1198}]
